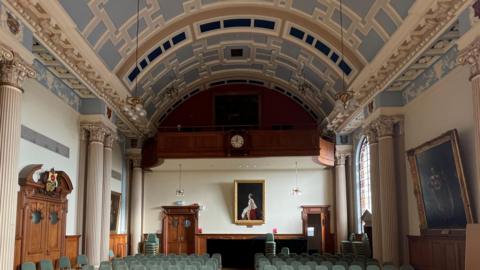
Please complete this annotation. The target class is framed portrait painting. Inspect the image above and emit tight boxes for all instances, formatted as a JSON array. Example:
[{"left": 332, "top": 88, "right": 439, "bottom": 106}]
[
  {"left": 234, "top": 180, "right": 265, "bottom": 225},
  {"left": 407, "top": 129, "right": 473, "bottom": 233}
]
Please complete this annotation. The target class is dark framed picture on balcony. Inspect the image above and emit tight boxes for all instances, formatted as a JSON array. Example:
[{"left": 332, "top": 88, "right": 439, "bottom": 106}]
[
  {"left": 234, "top": 180, "right": 265, "bottom": 225},
  {"left": 407, "top": 129, "right": 473, "bottom": 233}
]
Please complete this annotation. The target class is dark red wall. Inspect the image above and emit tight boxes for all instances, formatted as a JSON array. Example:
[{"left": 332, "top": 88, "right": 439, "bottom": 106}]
[{"left": 159, "top": 84, "right": 316, "bottom": 129}]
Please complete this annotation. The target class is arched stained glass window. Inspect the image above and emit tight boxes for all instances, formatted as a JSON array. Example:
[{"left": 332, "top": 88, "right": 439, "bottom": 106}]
[{"left": 358, "top": 138, "right": 372, "bottom": 217}]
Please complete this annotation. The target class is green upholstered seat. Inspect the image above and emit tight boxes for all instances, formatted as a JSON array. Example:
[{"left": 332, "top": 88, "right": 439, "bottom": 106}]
[
  {"left": 21, "top": 262, "right": 36, "bottom": 270},
  {"left": 76, "top": 255, "right": 89, "bottom": 267},
  {"left": 39, "top": 260, "right": 54, "bottom": 270},
  {"left": 59, "top": 256, "right": 71, "bottom": 269}
]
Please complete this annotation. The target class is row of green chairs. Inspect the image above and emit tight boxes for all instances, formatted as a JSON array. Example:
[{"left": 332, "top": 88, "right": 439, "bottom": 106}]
[{"left": 21, "top": 254, "right": 90, "bottom": 270}]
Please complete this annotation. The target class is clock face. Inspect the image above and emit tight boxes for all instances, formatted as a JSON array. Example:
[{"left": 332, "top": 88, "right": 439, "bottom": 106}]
[{"left": 230, "top": 134, "right": 245, "bottom": 149}]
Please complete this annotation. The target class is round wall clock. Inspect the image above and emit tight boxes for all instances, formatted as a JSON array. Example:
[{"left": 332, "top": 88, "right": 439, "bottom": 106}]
[{"left": 230, "top": 134, "right": 245, "bottom": 149}]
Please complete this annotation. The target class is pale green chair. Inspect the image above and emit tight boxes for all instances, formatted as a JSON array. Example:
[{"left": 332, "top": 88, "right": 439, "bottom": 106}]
[
  {"left": 366, "top": 266, "right": 380, "bottom": 270},
  {"left": 76, "top": 255, "right": 89, "bottom": 268},
  {"left": 21, "top": 262, "right": 36, "bottom": 270},
  {"left": 315, "top": 266, "right": 329, "bottom": 270},
  {"left": 39, "top": 260, "right": 54, "bottom": 270}
]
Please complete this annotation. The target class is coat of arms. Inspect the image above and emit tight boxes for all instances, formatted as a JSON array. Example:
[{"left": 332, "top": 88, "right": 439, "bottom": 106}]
[{"left": 46, "top": 168, "right": 58, "bottom": 193}]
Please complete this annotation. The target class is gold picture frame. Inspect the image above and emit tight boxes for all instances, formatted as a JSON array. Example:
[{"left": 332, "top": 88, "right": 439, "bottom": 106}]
[
  {"left": 234, "top": 180, "right": 265, "bottom": 225},
  {"left": 407, "top": 129, "right": 473, "bottom": 234}
]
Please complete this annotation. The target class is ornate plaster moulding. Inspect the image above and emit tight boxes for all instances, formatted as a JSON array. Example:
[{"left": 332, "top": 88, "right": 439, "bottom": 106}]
[
  {"left": 329, "top": 0, "right": 470, "bottom": 134},
  {"left": 5, "top": 0, "right": 144, "bottom": 138}
]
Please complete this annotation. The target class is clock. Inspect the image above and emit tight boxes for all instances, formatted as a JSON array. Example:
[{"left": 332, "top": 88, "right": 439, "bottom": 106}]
[{"left": 230, "top": 134, "right": 245, "bottom": 149}]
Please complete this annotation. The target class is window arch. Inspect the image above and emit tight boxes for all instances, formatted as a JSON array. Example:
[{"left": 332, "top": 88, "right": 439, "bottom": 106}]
[{"left": 357, "top": 137, "right": 372, "bottom": 227}]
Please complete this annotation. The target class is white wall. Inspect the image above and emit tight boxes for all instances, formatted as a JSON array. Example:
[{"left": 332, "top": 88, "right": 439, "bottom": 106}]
[
  {"left": 403, "top": 65, "right": 477, "bottom": 235},
  {"left": 112, "top": 142, "right": 123, "bottom": 193},
  {"left": 18, "top": 79, "right": 81, "bottom": 235},
  {"left": 144, "top": 168, "right": 333, "bottom": 234}
]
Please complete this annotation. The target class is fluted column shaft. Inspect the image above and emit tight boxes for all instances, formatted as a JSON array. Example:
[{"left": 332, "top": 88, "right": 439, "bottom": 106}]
[
  {"left": 375, "top": 117, "right": 399, "bottom": 265},
  {"left": 366, "top": 128, "right": 382, "bottom": 262},
  {"left": 100, "top": 135, "right": 115, "bottom": 261},
  {"left": 459, "top": 37, "right": 480, "bottom": 219},
  {"left": 76, "top": 129, "right": 88, "bottom": 252},
  {"left": 335, "top": 145, "right": 351, "bottom": 252},
  {"left": 84, "top": 125, "right": 107, "bottom": 266},
  {"left": 0, "top": 45, "right": 35, "bottom": 270},
  {"left": 128, "top": 149, "right": 143, "bottom": 255}
]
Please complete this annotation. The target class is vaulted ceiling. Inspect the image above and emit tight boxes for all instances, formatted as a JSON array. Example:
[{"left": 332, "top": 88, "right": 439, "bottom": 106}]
[{"left": 5, "top": 0, "right": 469, "bottom": 138}]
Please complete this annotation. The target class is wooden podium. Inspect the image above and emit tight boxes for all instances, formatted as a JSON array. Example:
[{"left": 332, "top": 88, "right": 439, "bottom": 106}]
[{"left": 465, "top": 224, "right": 480, "bottom": 269}]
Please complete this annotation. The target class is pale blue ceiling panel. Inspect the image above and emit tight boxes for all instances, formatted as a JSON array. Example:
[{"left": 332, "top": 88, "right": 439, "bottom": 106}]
[
  {"left": 332, "top": 9, "right": 352, "bottom": 30},
  {"left": 87, "top": 21, "right": 107, "bottom": 47},
  {"left": 127, "top": 18, "right": 147, "bottom": 39},
  {"left": 389, "top": 0, "right": 415, "bottom": 19},
  {"left": 157, "top": 0, "right": 186, "bottom": 22},
  {"left": 281, "top": 41, "right": 301, "bottom": 59},
  {"left": 291, "top": 0, "right": 317, "bottom": 15},
  {"left": 357, "top": 29, "right": 384, "bottom": 62},
  {"left": 103, "top": 0, "right": 146, "bottom": 29},
  {"left": 183, "top": 68, "right": 200, "bottom": 84},
  {"left": 375, "top": 8, "right": 397, "bottom": 35},
  {"left": 176, "top": 45, "right": 195, "bottom": 63},
  {"left": 343, "top": 0, "right": 375, "bottom": 18},
  {"left": 275, "top": 65, "right": 293, "bottom": 82},
  {"left": 98, "top": 40, "right": 122, "bottom": 70},
  {"left": 59, "top": 0, "right": 94, "bottom": 31}
]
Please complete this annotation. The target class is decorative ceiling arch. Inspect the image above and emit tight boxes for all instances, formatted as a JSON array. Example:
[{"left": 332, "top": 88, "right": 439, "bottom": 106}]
[{"left": 146, "top": 70, "right": 328, "bottom": 131}]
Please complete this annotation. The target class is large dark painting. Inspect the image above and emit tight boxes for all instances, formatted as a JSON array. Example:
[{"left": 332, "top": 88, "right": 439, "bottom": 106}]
[
  {"left": 407, "top": 129, "right": 473, "bottom": 232},
  {"left": 234, "top": 180, "right": 265, "bottom": 225},
  {"left": 110, "top": 192, "right": 121, "bottom": 232},
  {"left": 215, "top": 95, "right": 259, "bottom": 127}
]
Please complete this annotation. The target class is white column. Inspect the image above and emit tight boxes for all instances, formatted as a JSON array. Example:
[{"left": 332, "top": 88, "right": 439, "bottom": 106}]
[
  {"left": 128, "top": 148, "right": 143, "bottom": 255},
  {"left": 76, "top": 128, "right": 88, "bottom": 252},
  {"left": 83, "top": 124, "right": 108, "bottom": 266},
  {"left": 459, "top": 37, "right": 480, "bottom": 219},
  {"left": 365, "top": 126, "right": 382, "bottom": 262},
  {"left": 335, "top": 145, "right": 352, "bottom": 252},
  {"left": 100, "top": 134, "right": 115, "bottom": 261},
  {"left": 0, "top": 45, "right": 35, "bottom": 270},
  {"left": 373, "top": 116, "right": 399, "bottom": 265}
]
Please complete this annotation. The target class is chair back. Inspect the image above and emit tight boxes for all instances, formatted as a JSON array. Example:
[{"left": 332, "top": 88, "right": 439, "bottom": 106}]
[
  {"left": 58, "top": 256, "right": 71, "bottom": 269},
  {"left": 81, "top": 266, "right": 94, "bottom": 270},
  {"left": 21, "top": 262, "right": 36, "bottom": 270},
  {"left": 264, "top": 265, "right": 277, "bottom": 270},
  {"left": 332, "top": 266, "right": 346, "bottom": 270},
  {"left": 315, "top": 266, "right": 329, "bottom": 270},
  {"left": 383, "top": 265, "right": 398, "bottom": 270},
  {"left": 280, "top": 265, "right": 294, "bottom": 270},
  {"left": 77, "top": 255, "right": 89, "bottom": 266},
  {"left": 266, "top": 233, "right": 275, "bottom": 242},
  {"left": 131, "top": 265, "right": 147, "bottom": 270},
  {"left": 39, "top": 260, "right": 54, "bottom": 270},
  {"left": 348, "top": 266, "right": 363, "bottom": 270},
  {"left": 99, "top": 264, "right": 113, "bottom": 270},
  {"left": 366, "top": 266, "right": 380, "bottom": 270}
]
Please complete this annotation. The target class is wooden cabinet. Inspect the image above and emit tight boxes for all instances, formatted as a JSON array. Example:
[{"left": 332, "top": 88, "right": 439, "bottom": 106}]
[
  {"left": 162, "top": 205, "right": 199, "bottom": 254},
  {"left": 408, "top": 234, "right": 465, "bottom": 270},
  {"left": 14, "top": 165, "right": 73, "bottom": 270},
  {"left": 110, "top": 234, "right": 128, "bottom": 258}
]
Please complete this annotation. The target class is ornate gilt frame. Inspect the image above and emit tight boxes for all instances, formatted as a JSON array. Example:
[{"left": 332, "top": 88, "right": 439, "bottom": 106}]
[
  {"left": 407, "top": 129, "right": 473, "bottom": 234},
  {"left": 234, "top": 179, "right": 265, "bottom": 225}
]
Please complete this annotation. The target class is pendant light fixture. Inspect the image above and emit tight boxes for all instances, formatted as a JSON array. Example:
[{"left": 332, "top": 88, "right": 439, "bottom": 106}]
[
  {"left": 176, "top": 164, "right": 185, "bottom": 196},
  {"left": 291, "top": 161, "right": 302, "bottom": 196},
  {"left": 334, "top": 0, "right": 354, "bottom": 110},
  {"left": 122, "top": 0, "right": 147, "bottom": 121}
]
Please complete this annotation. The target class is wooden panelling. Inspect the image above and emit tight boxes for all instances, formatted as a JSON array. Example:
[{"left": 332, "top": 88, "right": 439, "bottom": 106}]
[
  {"left": 408, "top": 234, "right": 466, "bottom": 270},
  {"left": 195, "top": 234, "right": 305, "bottom": 255},
  {"left": 143, "top": 130, "right": 335, "bottom": 167},
  {"left": 65, "top": 235, "right": 80, "bottom": 265},
  {"left": 110, "top": 234, "right": 128, "bottom": 258}
]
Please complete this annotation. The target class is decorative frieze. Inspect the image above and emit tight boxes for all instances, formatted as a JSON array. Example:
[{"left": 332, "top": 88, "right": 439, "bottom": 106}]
[{"left": 458, "top": 36, "right": 480, "bottom": 80}]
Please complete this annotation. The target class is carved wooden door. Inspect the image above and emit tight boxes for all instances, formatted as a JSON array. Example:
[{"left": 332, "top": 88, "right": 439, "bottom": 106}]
[
  {"left": 45, "top": 202, "right": 64, "bottom": 262},
  {"left": 23, "top": 200, "right": 47, "bottom": 264},
  {"left": 162, "top": 205, "right": 199, "bottom": 255}
]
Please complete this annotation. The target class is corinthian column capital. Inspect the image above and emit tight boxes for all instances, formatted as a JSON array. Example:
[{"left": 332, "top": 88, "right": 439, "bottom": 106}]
[
  {"left": 81, "top": 122, "right": 111, "bottom": 144},
  {"left": 364, "top": 125, "right": 378, "bottom": 144},
  {"left": 335, "top": 145, "right": 352, "bottom": 166},
  {"left": 127, "top": 148, "right": 142, "bottom": 168},
  {"left": 104, "top": 134, "right": 117, "bottom": 149},
  {"left": 458, "top": 36, "right": 480, "bottom": 80},
  {"left": 371, "top": 116, "right": 399, "bottom": 138},
  {"left": 0, "top": 45, "right": 36, "bottom": 90}
]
